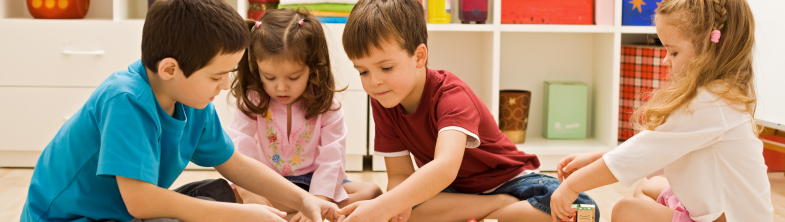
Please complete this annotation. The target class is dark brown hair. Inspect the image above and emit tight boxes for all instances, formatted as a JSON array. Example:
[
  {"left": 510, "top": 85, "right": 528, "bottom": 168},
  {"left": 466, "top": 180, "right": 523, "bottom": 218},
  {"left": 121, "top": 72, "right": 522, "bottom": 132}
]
[
  {"left": 232, "top": 8, "right": 345, "bottom": 120},
  {"left": 342, "top": 0, "right": 428, "bottom": 59},
  {"left": 633, "top": 0, "right": 758, "bottom": 132},
  {"left": 142, "top": 0, "right": 250, "bottom": 77}
]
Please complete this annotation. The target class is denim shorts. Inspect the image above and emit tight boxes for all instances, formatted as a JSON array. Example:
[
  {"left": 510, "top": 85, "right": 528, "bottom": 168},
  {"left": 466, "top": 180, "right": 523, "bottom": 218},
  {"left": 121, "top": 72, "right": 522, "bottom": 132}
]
[
  {"left": 284, "top": 172, "right": 351, "bottom": 192},
  {"left": 414, "top": 173, "right": 599, "bottom": 222}
]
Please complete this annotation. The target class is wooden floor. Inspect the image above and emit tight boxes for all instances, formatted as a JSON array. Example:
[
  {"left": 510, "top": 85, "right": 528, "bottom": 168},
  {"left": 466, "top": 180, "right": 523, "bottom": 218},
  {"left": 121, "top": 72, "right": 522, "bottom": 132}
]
[{"left": 1, "top": 168, "right": 783, "bottom": 222}]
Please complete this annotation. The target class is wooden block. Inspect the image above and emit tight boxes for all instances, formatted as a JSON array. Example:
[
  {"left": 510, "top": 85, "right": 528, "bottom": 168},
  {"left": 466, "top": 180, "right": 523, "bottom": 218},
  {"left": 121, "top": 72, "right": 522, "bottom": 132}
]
[{"left": 576, "top": 204, "right": 595, "bottom": 222}]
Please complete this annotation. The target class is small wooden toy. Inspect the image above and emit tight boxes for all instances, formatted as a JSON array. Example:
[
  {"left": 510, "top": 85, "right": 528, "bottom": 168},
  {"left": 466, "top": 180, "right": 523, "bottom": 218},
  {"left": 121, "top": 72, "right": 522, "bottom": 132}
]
[{"left": 576, "top": 204, "right": 595, "bottom": 222}]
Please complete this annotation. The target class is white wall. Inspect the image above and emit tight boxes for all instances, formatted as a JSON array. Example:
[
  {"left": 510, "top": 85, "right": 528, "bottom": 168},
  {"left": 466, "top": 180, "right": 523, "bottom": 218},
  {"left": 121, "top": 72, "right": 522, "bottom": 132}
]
[{"left": 749, "top": 0, "right": 785, "bottom": 129}]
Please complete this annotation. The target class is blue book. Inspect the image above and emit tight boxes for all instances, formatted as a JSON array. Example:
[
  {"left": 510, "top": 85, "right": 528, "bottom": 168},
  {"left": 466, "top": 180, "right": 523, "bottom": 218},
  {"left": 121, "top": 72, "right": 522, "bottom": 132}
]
[
  {"left": 622, "top": 0, "right": 663, "bottom": 26},
  {"left": 317, "top": 16, "right": 349, "bottom": 23}
]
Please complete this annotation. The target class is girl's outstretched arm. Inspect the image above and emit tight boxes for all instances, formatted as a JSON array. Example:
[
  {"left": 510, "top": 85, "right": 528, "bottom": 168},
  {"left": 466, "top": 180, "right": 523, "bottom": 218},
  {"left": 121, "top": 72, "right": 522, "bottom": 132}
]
[{"left": 550, "top": 157, "right": 618, "bottom": 222}]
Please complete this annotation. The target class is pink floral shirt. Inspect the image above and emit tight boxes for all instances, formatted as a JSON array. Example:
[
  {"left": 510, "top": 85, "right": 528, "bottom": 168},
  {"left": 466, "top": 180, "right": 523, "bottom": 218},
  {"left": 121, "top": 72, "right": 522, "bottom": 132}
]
[{"left": 227, "top": 98, "right": 349, "bottom": 202}]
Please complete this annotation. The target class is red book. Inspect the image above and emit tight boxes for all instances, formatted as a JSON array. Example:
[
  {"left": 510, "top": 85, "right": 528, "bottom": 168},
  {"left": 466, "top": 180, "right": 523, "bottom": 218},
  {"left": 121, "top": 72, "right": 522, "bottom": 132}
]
[{"left": 501, "top": 0, "right": 593, "bottom": 24}]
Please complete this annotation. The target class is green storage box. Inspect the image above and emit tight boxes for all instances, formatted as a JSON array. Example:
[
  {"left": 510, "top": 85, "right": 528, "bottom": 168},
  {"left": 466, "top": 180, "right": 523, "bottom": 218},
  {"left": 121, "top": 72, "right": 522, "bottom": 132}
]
[{"left": 543, "top": 81, "right": 587, "bottom": 139}]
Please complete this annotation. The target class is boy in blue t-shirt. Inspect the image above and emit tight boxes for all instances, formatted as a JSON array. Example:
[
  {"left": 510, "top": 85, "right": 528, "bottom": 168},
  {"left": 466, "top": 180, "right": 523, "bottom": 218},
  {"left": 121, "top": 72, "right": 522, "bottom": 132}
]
[{"left": 20, "top": 0, "right": 342, "bottom": 221}]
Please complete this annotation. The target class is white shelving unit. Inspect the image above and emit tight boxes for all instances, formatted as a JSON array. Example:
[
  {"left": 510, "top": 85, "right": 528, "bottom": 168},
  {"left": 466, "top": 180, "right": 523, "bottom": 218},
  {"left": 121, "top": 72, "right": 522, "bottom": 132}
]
[
  {"left": 0, "top": 0, "right": 663, "bottom": 172},
  {"left": 372, "top": 0, "right": 662, "bottom": 171},
  {"left": 620, "top": 26, "right": 657, "bottom": 34}
]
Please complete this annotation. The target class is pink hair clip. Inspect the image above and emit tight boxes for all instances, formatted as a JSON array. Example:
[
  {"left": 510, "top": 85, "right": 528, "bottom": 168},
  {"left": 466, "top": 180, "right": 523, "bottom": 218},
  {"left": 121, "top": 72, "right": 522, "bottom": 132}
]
[
  {"left": 251, "top": 21, "right": 262, "bottom": 33},
  {"left": 710, "top": 30, "right": 721, "bottom": 43},
  {"left": 298, "top": 19, "right": 304, "bottom": 26}
]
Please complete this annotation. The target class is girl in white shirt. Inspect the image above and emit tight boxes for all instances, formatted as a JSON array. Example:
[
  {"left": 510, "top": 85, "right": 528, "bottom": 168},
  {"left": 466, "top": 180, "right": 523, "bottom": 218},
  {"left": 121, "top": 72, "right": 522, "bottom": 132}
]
[{"left": 549, "top": 0, "right": 773, "bottom": 221}]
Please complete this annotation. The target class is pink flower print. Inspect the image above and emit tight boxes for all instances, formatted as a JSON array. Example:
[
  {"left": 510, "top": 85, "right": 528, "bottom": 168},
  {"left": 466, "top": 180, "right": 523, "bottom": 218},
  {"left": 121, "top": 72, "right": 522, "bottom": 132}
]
[
  {"left": 282, "top": 165, "right": 292, "bottom": 175},
  {"left": 298, "top": 137, "right": 307, "bottom": 146},
  {"left": 268, "top": 133, "right": 277, "bottom": 143}
]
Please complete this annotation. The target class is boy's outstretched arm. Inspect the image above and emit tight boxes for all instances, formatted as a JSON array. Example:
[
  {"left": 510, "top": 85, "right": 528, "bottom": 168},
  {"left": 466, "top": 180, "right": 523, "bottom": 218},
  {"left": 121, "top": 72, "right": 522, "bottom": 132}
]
[
  {"left": 379, "top": 153, "right": 417, "bottom": 222},
  {"left": 341, "top": 130, "right": 467, "bottom": 222},
  {"left": 116, "top": 176, "right": 288, "bottom": 222},
  {"left": 215, "top": 151, "right": 342, "bottom": 222}
]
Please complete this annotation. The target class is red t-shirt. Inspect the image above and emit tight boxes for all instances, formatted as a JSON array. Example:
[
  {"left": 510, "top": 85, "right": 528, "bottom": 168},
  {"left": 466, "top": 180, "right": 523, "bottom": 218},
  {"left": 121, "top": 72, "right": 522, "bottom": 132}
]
[{"left": 372, "top": 69, "right": 540, "bottom": 193}]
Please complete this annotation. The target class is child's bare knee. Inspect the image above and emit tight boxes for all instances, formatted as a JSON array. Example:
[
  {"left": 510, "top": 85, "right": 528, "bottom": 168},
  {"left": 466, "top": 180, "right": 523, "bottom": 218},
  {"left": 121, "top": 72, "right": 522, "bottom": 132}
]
[
  {"left": 354, "top": 182, "right": 383, "bottom": 199},
  {"left": 494, "top": 194, "right": 519, "bottom": 207},
  {"left": 612, "top": 197, "right": 638, "bottom": 221},
  {"left": 366, "top": 183, "right": 383, "bottom": 198}
]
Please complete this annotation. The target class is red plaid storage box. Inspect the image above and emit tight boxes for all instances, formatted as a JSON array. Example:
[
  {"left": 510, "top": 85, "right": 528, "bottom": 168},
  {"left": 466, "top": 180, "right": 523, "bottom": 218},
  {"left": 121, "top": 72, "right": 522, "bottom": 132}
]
[{"left": 619, "top": 45, "right": 670, "bottom": 141}]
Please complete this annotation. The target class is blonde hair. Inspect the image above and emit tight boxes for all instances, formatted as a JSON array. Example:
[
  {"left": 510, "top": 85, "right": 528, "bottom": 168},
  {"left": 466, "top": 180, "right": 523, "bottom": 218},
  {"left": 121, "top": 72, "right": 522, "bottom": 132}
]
[{"left": 632, "top": 0, "right": 760, "bottom": 133}]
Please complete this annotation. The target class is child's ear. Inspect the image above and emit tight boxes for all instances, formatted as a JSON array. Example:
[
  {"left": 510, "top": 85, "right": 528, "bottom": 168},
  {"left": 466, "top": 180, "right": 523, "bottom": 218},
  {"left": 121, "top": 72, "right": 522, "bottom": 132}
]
[
  {"left": 157, "top": 58, "right": 180, "bottom": 80},
  {"left": 415, "top": 43, "right": 428, "bottom": 68}
]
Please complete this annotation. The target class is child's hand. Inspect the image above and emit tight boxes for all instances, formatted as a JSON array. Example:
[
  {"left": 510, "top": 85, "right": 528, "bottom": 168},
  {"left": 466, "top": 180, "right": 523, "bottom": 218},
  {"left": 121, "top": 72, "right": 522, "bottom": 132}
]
[
  {"left": 236, "top": 203, "right": 288, "bottom": 222},
  {"left": 389, "top": 208, "right": 411, "bottom": 222},
  {"left": 299, "top": 195, "right": 342, "bottom": 222},
  {"left": 557, "top": 152, "right": 601, "bottom": 182},
  {"left": 339, "top": 200, "right": 388, "bottom": 222},
  {"left": 549, "top": 184, "right": 579, "bottom": 222},
  {"left": 289, "top": 211, "right": 310, "bottom": 222},
  {"left": 290, "top": 211, "right": 346, "bottom": 222}
]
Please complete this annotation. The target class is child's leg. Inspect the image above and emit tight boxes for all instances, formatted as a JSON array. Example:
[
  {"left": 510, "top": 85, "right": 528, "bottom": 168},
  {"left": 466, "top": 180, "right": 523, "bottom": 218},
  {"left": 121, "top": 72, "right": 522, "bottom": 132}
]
[
  {"left": 408, "top": 192, "right": 519, "bottom": 222},
  {"left": 614, "top": 197, "right": 727, "bottom": 222},
  {"left": 612, "top": 197, "right": 676, "bottom": 222},
  {"left": 633, "top": 176, "right": 670, "bottom": 200},
  {"left": 482, "top": 201, "right": 551, "bottom": 222},
  {"left": 481, "top": 173, "right": 599, "bottom": 222},
  {"left": 171, "top": 179, "right": 236, "bottom": 203},
  {"left": 338, "top": 181, "right": 383, "bottom": 207}
]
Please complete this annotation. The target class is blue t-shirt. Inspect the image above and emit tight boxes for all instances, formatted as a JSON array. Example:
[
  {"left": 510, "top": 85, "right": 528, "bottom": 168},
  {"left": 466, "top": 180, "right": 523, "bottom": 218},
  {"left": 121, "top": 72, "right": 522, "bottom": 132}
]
[{"left": 21, "top": 60, "right": 235, "bottom": 222}]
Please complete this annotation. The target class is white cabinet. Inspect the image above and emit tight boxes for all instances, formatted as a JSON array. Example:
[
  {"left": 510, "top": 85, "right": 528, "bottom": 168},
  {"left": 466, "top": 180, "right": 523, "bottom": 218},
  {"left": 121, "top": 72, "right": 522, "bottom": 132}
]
[
  {"left": 0, "top": 21, "right": 143, "bottom": 87},
  {"left": 0, "top": 1, "right": 369, "bottom": 170},
  {"left": 0, "top": 87, "right": 96, "bottom": 151},
  {"left": 335, "top": 91, "right": 369, "bottom": 171}
]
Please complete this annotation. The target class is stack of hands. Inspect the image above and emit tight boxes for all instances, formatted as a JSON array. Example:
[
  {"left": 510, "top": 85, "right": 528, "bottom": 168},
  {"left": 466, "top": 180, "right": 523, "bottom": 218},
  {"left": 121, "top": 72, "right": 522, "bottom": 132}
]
[
  {"left": 250, "top": 198, "right": 410, "bottom": 222},
  {"left": 256, "top": 151, "right": 608, "bottom": 222}
]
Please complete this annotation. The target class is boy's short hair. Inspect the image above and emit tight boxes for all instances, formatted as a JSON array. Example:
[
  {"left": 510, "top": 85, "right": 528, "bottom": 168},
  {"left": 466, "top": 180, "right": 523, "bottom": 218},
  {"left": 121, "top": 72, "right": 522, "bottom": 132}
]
[
  {"left": 142, "top": 0, "right": 250, "bottom": 77},
  {"left": 342, "top": 0, "right": 427, "bottom": 59}
]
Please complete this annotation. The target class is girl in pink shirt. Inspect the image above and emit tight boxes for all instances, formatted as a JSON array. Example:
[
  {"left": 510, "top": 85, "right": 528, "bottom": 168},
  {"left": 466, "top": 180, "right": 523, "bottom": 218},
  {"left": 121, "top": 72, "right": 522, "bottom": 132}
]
[{"left": 228, "top": 9, "right": 382, "bottom": 221}]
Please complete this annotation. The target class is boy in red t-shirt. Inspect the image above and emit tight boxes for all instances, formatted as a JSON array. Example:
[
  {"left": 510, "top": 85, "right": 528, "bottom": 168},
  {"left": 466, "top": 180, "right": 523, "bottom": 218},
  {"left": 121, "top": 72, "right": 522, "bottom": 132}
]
[{"left": 335, "top": 0, "right": 599, "bottom": 221}]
